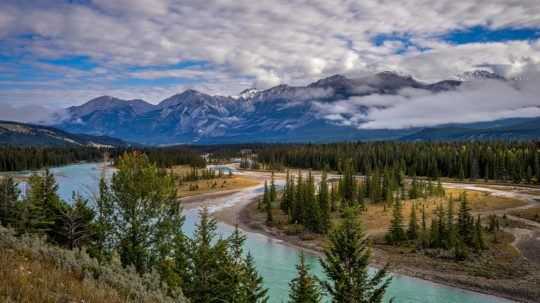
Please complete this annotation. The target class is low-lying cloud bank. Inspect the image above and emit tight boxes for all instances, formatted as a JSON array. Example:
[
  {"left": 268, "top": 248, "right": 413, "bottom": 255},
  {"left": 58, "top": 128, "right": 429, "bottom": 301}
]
[{"left": 314, "top": 73, "right": 540, "bottom": 129}]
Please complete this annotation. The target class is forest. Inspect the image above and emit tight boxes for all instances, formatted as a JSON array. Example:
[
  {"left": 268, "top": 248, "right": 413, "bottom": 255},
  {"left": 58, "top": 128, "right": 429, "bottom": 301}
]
[
  {"left": 0, "top": 146, "right": 206, "bottom": 172},
  {"left": 254, "top": 141, "right": 540, "bottom": 184}
]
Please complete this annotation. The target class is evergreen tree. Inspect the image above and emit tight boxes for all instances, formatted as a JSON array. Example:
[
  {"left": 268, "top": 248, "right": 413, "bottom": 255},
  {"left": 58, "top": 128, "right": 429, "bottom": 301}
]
[
  {"left": 58, "top": 193, "right": 95, "bottom": 249},
  {"left": 281, "top": 171, "right": 292, "bottom": 213},
  {"left": 270, "top": 172, "right": 277, "bottom": 203},
  {"left": 23, "top": 169, "right": 67, "bottom": 238},
  {"left": 321, "top": 208, "right": 392, "bottom": 303},
  {"left": 318, "top": 170, "right": 330, "bottom": 234},
  {"left": 92, "top": 177, "right": 114, "bottom": 261},
  {"left": 386, "top": 195, "right": 405, "bottom": 244},
  {"left": 263, "top": 181, "right": 273, "bottom": 224},
  {"left": 304, "top": 171, "right": 321, "bottom": 233},
  {"left": 457, "top": 192, "right": 474, "bottom": 245},
  {"left": 242, "top": 253, "right": 269, "bottom": 303},
  {"left": 473, "top": 215, "right": 485, "bottom": 251},
  {"left": 0, "top": 176, "right": 20, "bottom": 227},
  {"left": 185, "top": 207, "right": 230, "bottom": 303},
  {"left": 407, "top": 203, "right": 418, "bottom": 240},
  {"left": 288, "top": 252, "right": 322, "bottom": 303},
  {"left": 446, "top": 197, "right": 457, "bottom": 248}
]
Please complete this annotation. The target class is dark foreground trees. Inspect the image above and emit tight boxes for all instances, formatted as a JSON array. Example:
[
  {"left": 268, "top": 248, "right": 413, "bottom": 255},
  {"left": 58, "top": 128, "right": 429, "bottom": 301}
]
[
  {"left": 288, "top": 209, "right": 392, "bottom": 303},
  {"left": 0, "top": 152, "right": 269, "bottom": 303},
  {"left": 321, "top": 208, "right": 392, "bottom": 303}
]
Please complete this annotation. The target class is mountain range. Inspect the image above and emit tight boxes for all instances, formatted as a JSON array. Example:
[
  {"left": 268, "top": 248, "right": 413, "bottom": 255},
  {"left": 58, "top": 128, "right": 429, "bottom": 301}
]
[{"left": 49, "top": 71, "right": 540, "bottom": 144}]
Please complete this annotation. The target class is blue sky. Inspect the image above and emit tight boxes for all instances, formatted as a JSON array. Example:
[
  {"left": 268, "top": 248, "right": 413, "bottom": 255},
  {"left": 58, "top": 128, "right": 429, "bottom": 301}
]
[{"left": 0, "top": 0, "right": 539, "bottom": 121}]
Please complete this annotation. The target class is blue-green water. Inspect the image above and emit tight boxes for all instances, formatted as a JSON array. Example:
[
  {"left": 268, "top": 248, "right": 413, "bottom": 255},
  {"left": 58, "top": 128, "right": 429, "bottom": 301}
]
[{"left": 10, "top": 163, "right": 513, "bottom": 303}]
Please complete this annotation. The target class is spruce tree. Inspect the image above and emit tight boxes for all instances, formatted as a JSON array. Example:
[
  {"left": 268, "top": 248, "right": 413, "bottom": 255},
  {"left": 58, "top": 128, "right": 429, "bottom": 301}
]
[
  {"left": 242, "top": 253, "right": 269, "bottom": 303},
  {"left": 457, "top": 192, "right": 473, "bottom": 245},
  {"left": 473, "top": 215, "right": 485, "bottom": 251},
  {"left": 321, "top": 208, "right": 391, "bottom": 303},
  {"left": 185, "top": 206, "right": 230, "bottom": 303},
  {"left": 281, "top": 171, "right": 291, "bottom": 213},
  {"left": 407, "top": 203, "right": 418, "bottom": 240},
  {"left": 289, "top": 252, "right": 322, "bottom": 303},
  {"left": 0, "top": 176, "right": 20, "bottom": 227},
  {"left": 58, "top": 193, "right": 95, "bottom": 249},
  {"left": 386, "top": 195, "right": 405, "bottom": 244},
  {"left": 263, "top": 181, "right": 273, "bottom": 224},
  {"left": 270, "top": 172, "right": 277, "bottom": 203},
  {"left": 23, "top": 169, "right": 66, "bottom": 238},
  {"left": 318, "top": 170, "right": 330, "bottom": 234}
]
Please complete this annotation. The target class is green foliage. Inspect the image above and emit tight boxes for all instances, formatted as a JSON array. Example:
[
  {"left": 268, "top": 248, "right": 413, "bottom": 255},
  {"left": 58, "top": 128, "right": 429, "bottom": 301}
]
[
  {"left": 386, "top": 196, "right": 405, "bottom": 244},
  {"left": 255, "top": 141, "right": 540, "bottom": 184},
  {"left": 181, "top": 208, "right": 268, "bottom": 303},
  {"left": 100, "top": 152, "right": 183, "bottom": 274},
  {"left": 320, "top": 208, "right": 392, "bottom": 303},
  {"left": 288, "top": 252, "right": 322, "bottom": 303},
  {"left": 0, "top": 176, "right": 20, "bottom": 227}
]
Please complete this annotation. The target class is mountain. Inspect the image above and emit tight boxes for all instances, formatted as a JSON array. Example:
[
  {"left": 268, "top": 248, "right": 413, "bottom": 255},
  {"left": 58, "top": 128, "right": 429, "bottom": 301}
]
[
  {"left": 0, "top": 120, "right": 127, "bottom": 147},
  {"left": 52, "top": 72, "right": 540, "bottom": 144}
]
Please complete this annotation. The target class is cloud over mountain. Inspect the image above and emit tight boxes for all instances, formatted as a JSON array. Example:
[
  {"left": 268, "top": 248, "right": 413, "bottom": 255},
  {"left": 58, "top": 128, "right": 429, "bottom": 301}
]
[{"left": 0, "top": 0, "right": 539, "bottom": 109}]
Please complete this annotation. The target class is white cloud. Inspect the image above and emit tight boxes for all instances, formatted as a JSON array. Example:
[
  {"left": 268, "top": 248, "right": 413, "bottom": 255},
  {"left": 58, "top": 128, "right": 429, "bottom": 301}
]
[
  {"left": 314, "top": 76, "right": 540, "bottom": 129},
  {"left": 0, "top": 0, "right": 539, "bottom": 115}
]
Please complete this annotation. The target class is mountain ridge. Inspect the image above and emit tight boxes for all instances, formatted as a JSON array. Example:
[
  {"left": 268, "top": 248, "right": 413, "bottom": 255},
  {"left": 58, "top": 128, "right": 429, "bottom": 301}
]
[{"left": 51, "top": 71, "right": 540, "bottom": 144}]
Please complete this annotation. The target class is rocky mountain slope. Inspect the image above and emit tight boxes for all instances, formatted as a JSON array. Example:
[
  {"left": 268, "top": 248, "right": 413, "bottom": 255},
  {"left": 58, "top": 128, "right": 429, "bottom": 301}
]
[{"left": 52, "top": 72, "right": 540, "bottom": 144}]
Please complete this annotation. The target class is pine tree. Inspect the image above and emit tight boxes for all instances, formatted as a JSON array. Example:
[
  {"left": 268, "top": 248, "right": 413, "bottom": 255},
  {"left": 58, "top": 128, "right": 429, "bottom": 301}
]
[
  {"left": 263, "top": 181, "right": 273, "bottom": 224},
  {"left": 281, "top": 171, "right": 291, "bottom": 213},
  {"left": 242, "top": 253, "right": 269, "bottom": 303},
  {"left": 457, "top": 192, "right": 473, "bottom": 245},
  {"left": 270, "top": 172, "right": 277, "bottom": 203},
  {"left": 0, "top": 176, "right": 20, "bottom": 227},
  {"left": 185, "top": 207, "right": 231, "bottom": 303},
  {"left": 420, "top": 204, "right": 429, "bottom": 248},
  {"left": 407, "top": 202, "right": 418, "bottom": 240},
  {"left": 304, "top": 171, "right": 321, "bottom": 233},
  {"left": 58, "top": 193, "right": 95, "bottom": 249},
  {"left": 320, "top": 208, "right": 391, "bottom": 303},
  {"left": 446, "top": 197, "right": 457, "bottom": 248},
  {"left": 288, "top": 252, "right": 322, "bottom": 303},
  {"left": 23, "top": 169, "right": 66, "bottom": 237},
  {"left": 318, "top": 170, "right": 330, "bottom": 234},
  {"left": 386, "top": 195, "right": 405, "bottom": 244},
  {"left": 473, "top": 215, "right": 485, "bottom": 251}
]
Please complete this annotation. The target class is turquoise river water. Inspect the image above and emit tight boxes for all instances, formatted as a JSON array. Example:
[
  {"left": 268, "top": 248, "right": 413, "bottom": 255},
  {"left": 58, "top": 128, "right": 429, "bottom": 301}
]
[{"left": 7, "top": 163, "right": 514, "bottom": 303}]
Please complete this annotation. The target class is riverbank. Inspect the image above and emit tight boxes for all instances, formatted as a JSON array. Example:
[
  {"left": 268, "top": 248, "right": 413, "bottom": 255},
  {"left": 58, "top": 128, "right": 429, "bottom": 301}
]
[
  {"left": 184, "top": 167, "right": 540, "bottom": 303},
  {"left": 230, "top": 199, "right": 538, "bottom": 303}
]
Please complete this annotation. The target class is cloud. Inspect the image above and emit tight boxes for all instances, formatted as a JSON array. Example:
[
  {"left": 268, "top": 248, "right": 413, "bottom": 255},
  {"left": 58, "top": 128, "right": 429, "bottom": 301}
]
[
  {"left": 0, "top": 104, "right": 61, "bottom": 123},
  {"left": 0, "top": 0, "right": 539, "bottom": 110},
  {"left": 314, "top": 74, "right": 540, "bottom": 129}
]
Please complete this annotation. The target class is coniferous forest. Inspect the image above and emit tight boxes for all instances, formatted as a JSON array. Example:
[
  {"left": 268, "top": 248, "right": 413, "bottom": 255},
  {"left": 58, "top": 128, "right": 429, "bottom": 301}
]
[{"left": 254, "top": 141, "right": 540, "bottom": 184}]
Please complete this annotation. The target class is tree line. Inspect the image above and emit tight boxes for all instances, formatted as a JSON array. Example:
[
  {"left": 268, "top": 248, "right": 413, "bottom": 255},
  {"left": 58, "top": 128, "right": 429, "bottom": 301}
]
[
  {"left": 0, "top": 146, "right": 206, "bottom": 172},
  {"left": 0, "top": 146, "right": 103, "bottom": 171},
  {"left": 255, "top": 141, "right": 540, "bottom": 184},
  {"left": 0, "top": 152, "right": 394, "bottom": 303}
]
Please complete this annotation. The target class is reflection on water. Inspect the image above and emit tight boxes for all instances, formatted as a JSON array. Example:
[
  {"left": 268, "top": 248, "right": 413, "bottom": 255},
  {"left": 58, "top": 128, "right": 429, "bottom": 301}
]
[{"left": 9, "top": 163, "right": 514, "bottom": 303}]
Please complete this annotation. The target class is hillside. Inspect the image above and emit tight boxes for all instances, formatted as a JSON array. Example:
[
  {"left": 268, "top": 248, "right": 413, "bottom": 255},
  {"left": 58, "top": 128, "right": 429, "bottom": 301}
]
[{"left": 0, "top": 120, "right": 127, "bottom": 147}]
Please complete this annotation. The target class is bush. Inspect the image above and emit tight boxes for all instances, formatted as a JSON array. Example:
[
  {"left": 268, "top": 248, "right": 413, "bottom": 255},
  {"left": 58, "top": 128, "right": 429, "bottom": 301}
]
[{"left": 0, "top": 227, "right": 187, "bottom": 303}]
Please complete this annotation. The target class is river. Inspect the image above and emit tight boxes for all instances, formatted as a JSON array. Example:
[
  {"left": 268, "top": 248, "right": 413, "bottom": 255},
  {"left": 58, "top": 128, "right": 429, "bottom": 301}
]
[{"left": 8, "top": 162, "right": 514, "bottom": 303}]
